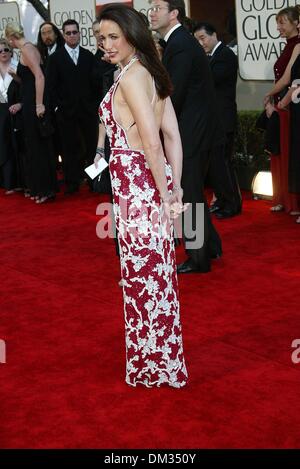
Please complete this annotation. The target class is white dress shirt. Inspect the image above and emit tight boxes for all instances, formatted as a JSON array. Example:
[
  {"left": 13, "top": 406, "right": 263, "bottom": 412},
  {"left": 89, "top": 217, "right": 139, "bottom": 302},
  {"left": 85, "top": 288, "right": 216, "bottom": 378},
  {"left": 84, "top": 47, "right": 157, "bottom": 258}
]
[
  {"left": 164, "top": 23, "right": 181, "bottom": 43},
  {"left": 209, "top": 41, "right": 222, "bottom": 58},
  {"left": 48, "top": 43, "right": 57, "bottom": 56},
  {"left": 0, "top": 69, "right": 13, "bottom": 103},
  {"left": 65, "top": 44, "right": 80, "bottom": 64}
]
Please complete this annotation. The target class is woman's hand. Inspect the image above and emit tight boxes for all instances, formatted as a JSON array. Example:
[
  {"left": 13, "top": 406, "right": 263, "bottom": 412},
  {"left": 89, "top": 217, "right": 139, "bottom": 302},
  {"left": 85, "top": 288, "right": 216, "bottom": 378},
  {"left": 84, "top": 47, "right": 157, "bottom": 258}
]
[
  {"left": 94, "top": 147, "right": 105, "bottom": 168},
  {"left": 161, "top": 188, "right": 188, "bottom": 221},
  {"left": 163, "top": 198, "right": 189, "bottom": 221},
  {"left": 264, "top": 93, "right": 271, "bottom": 106},
  {"left": 94, "top": 154, "right": 103, "bottom": 169},
  {"left": 169, "top": 185, "right": 184, "bottom": 219},
  {"left": 171, "top": 184, "right": 183, "bottom": 205},
  {"left": 9, "top": 103, "right": 22, "bottom": 114},
  {"left": 277, "top": 99, "right": 288, "bottom": 110},
  {"left": 36, "top": 103, "right": 45, "bottom": 118},
  {"left": 265, "top": 102, "right": 276, "bottom": 118}
]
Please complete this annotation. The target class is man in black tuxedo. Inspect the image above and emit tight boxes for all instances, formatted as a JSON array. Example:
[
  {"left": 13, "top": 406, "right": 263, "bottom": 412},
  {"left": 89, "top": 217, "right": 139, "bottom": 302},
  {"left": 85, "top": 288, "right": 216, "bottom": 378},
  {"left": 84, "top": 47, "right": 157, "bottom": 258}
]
[
  {"left": 194, "top": 22, "right": 242, "bottom": 219},
  {"left": 47, "top": 19, "right": 99, "bottom": 195},
  {"left": 149, "top": 0, "right": 224, "bottom": 273}
]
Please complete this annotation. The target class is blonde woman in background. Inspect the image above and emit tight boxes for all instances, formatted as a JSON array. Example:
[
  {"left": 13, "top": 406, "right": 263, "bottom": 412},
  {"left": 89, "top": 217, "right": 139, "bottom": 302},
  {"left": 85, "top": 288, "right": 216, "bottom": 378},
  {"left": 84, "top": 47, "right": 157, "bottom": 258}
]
[{"left": 5, "top": 23, "right": 57, "bottom": 203}]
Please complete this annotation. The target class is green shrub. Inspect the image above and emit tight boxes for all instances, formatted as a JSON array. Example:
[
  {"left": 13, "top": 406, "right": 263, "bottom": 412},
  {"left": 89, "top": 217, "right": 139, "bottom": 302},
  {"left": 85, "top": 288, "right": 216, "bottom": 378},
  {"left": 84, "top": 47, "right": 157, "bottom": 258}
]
[{"left": 234, "top": 110, "right": 270, "bottom": 171}]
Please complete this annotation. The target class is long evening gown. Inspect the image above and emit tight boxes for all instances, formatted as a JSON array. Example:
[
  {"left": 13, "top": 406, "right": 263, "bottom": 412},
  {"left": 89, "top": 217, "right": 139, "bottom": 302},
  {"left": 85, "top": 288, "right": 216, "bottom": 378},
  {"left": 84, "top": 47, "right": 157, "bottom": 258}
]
[
  {"left": 99, "top": 58, "right": 188, "bottom": 388},
  {"left": 289, "top": 54, "right": 300, "bottom": 197},
  {"left": 271, "top": 35, "right": 300, "bottom": 212},
  {"left": 17, "top": 62, "right": 56, "bottom": 198}
]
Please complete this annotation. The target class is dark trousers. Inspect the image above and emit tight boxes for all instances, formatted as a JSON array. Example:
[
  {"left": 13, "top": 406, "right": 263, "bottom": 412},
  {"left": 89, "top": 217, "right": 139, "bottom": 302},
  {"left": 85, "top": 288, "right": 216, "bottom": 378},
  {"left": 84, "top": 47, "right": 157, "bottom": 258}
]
[
  {"left": 182, "top": 150, "right": 222, "bottom": 272},
  {"left": 1, "top": 158, "right": 16, "bottom": 190},
  {"left": 207, "top": 132, "right": 242, "bottom": 211},
  {"left": 57, "top": 111, "right": 98, "bottom": 189}
]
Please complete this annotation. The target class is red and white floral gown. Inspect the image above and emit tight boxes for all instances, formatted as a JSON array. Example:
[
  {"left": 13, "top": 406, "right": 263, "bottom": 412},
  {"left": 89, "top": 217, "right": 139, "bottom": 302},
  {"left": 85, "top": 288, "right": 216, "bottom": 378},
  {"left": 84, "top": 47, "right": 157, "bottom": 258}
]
[{"left": 99, "top": 58, "right": 188, "bottom": 388}]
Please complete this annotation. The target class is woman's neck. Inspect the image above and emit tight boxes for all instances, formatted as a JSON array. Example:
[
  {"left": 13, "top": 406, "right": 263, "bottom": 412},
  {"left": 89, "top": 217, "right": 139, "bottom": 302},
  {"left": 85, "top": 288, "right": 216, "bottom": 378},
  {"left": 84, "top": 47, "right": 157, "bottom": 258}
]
[
  {"left": 119, "top": 53, "right": 137, "bottom": 70},
  {"left": 286, "top": 31, "right": 298, "bottom": 41},
  {"left": 17, "top": 38, "right": 28, "bottom": 50},
  {"left": 0, "top": 61, "right": 10, "bottom": 78}
]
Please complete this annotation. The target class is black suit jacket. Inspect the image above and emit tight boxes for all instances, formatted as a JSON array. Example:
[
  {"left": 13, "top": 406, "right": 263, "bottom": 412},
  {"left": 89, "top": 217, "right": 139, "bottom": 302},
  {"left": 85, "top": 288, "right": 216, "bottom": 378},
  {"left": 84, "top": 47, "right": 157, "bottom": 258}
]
[
  {"left": 39, "top": 42, "right": 65, "bottom": 70},
  {"left": 46, "top": 46, "right": 99, "bottom": 118},
  {"left": 209, "top": 42, "right": 238, "bottom": 134},
  {"left": 162, "top": 26, "right": 224, "bottom": 158},
  {"left": 0, "top": 79, "right": 22, "bottom": 166}
]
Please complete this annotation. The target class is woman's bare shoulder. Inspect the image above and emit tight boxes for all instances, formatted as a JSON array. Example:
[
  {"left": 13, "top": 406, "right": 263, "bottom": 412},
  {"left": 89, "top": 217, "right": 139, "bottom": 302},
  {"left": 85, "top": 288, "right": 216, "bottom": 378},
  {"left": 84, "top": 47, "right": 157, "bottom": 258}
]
[
  {"left": 293, "top": 43, "right": 300, "bottom": 53},
  {"left": 22, "top": 42, "right": 40, "bottom": 59},
  {"left": 22, "top": 42, "right": 37, "bottom": 52},
  {"left": 122, "top": 62, "right": 151, "bottom": 86}
]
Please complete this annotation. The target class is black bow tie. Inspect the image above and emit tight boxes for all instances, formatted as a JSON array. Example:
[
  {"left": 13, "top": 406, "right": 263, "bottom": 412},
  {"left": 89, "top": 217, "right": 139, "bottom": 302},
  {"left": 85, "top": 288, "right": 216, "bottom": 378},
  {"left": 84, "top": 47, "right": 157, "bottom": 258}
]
[{"left": 158, "top": 39, "right": 167, "bottom": 49}]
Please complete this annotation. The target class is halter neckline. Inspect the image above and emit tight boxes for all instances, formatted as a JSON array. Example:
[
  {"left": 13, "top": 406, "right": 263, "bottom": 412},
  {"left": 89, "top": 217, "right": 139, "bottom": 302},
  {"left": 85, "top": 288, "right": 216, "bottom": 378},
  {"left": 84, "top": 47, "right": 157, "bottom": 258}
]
[{"left": 119, "top": 55, "right": 139, "bottom": 76}]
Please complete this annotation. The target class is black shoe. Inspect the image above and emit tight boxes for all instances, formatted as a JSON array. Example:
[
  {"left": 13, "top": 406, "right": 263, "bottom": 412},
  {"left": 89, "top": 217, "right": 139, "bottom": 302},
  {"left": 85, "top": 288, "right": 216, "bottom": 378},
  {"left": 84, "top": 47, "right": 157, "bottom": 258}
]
[
  {"left": 210, "top": 252, "right": 222, "bottom": 259},
  {"left": 177, "top": 259, "right": 210, "bottom": 274},
  {"left": 215, "top": 208, "right": 239, "bottom": 219},
  {"left": 209, "top": 203, "right": 223, "bottom": 214}
]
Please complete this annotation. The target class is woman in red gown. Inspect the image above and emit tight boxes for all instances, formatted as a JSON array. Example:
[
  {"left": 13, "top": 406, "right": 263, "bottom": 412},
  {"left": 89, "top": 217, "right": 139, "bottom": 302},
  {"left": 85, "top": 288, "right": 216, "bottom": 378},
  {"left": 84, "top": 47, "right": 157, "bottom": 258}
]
[
  {"left": 265, "top": 6, "right": 300, "bottom": 213},
  {"left": 95, "top": 4, "right": 188, "bottom": 388},
  {"left": 278, "top": 55, "right": 300, "bottom": 222}
]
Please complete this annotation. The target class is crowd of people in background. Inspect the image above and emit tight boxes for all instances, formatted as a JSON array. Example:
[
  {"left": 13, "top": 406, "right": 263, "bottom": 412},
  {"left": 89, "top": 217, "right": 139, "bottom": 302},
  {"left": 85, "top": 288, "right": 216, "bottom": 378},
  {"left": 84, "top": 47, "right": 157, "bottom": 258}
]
[{"left": 0, "top": 0, "right": 299, "bottom": 230}]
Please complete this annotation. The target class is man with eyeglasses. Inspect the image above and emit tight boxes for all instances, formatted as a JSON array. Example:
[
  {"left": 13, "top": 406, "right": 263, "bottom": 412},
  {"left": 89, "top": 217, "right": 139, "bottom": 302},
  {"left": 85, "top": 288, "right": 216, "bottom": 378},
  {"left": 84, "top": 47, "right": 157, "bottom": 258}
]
[
  {"left": 149, "top": 0, "right": 224, "bottom": 274},
  {"left": 47, "top": 19, "right": 99, "bottom": 195}
]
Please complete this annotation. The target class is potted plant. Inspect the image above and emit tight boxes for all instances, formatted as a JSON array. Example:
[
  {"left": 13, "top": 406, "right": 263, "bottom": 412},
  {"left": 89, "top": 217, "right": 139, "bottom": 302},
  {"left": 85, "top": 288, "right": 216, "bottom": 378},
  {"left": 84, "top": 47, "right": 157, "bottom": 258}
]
[{"left": 234, "top": 110, "right": 270, "bottom": 190}]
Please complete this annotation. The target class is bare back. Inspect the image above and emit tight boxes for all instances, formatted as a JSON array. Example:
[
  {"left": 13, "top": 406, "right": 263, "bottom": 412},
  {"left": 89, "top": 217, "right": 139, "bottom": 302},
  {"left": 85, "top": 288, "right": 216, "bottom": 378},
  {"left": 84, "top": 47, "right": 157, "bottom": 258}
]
[{"left": 113, "top": 61, "right": 165, "bottom": 151}]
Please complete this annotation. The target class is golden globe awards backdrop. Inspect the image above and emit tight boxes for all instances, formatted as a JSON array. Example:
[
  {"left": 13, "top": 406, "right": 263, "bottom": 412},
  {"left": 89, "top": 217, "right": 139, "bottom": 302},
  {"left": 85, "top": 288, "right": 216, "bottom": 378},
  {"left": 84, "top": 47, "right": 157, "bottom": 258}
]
[
  {"left": 49, "top": 0, "right": 96, "bottom": 52},
  {"left": 133, "top": 0, "right": 149, "bottom": 14},
  {"left": 131, "top": 0, "right": 190, "bottom": 15},
  {"left": 0, "top": 1, "right": 20, "bottom": 39},
  {"left": 236, "top": 0, "right": 299, "bottom": 80},
  {"left": 96, "top": 0, "right": 190, "bottom": 16}
]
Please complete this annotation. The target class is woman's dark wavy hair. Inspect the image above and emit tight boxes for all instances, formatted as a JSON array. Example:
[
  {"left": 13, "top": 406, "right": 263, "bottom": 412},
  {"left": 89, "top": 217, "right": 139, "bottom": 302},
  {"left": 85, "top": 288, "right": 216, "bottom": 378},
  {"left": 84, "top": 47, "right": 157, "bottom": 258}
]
[
  {"left": 37, "top": 22, "right": 65, "bottom": 63},
  {"left": 98, "top": 3, "right": 173, "bottom": 99}
]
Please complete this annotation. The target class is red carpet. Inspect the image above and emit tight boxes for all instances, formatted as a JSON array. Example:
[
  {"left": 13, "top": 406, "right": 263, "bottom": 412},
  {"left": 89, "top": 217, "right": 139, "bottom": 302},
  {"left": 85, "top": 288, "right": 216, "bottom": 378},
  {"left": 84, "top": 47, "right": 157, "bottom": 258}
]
[{"left": 1, "top": 187, "right": 300, "bottom": 449}]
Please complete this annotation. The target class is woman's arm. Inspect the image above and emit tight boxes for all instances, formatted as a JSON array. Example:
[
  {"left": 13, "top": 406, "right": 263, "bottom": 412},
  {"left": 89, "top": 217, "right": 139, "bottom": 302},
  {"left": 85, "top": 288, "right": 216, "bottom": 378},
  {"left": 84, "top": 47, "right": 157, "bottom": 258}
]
[
  {"left": 94, "top": 122, "right": 106, "bottom": 167},
  {"left": 265, "top": 44, "right": 300, "bottom": 104},
  {"left": 160, "top": 97, "right": 183, "bottom": 202},
  {"left": 278, "top": 83, "right": 300, "bottom": 109},
  {"left": 120, "top": 68, "right": 170, "bottom": 202},
  {"left": 22, "top": 44, "right": 45, "bottom": 117}
]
